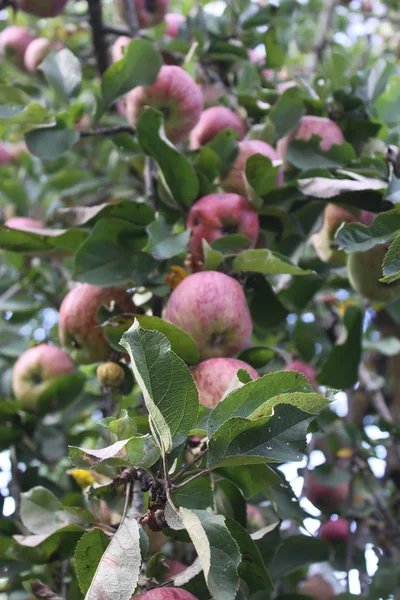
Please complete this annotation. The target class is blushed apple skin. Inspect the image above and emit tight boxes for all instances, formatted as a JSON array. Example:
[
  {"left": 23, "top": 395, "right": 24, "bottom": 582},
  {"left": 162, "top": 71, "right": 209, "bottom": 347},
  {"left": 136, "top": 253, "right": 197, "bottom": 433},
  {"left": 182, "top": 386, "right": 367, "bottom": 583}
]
[
  {"left": 284, "top": 360, "right": 317, "bottom": 389},
  {"left": 164, "top": 13, "right": 185, "bottom": 37},
  {"left": 16, "top": 0, "right": 69, "bottom": 17},
  {"left": 348, "top": 243, "right": 400, "bottom": 303},
  {"left": 299, "top": 575, "right": 335, "bottom": 600},
  {"left": 0, "top": 26, "right": 34, "bottom": 61},
  {"left": 164, "top": 559, "right": 186, "bottom": 579},
  {"left": 307, "top": 473, "right": 349, "bottom": 512},
  {"left": 136, "top": 588, "right": 197, "bottom": 600},
  {"left": 277, "top": 115, "right": 345, "bottom": 170},
  {"left": 126, "top": 65, "right": 204, "bottom": 143},
  {"left": 117, "top": 0, "right": 169, "bottom": 29},
  {"left": 12, "top": 344, "right": 76, "bottom": 412},
  {"left": 110, "top": 35, "right": 131, "bottom": 63},
  {"left": 164, "top": 271, "right": 253, "bottom": 361},
  {"left": 187, "top": 193, "right": 259, "bottom": 266},
  {"left": 24, "top": 38, "right": 56, "bottom": 72},
  {"left": 189, "top": 106, "right": 246, "bottom": 150},
  {"left": 0, "top": 146, "right": 11, "bottom": 166},
  {"left": 5, "top": 217, "right": 43, "bottom": 230},
  {"left": 191, "top": 357, "right": 259, "bottom": 407},
  {"left": 58, "top": 284, "right": 136, "bottom": 364},
  {"left": 222, "top": 140, "right": 284, "bottom": 197},
  {"left": 318, "top": 518, "right": 349, "bottom": 543},
  {"left": 246, "top": 503, "right": 266, "bottom": 532}
]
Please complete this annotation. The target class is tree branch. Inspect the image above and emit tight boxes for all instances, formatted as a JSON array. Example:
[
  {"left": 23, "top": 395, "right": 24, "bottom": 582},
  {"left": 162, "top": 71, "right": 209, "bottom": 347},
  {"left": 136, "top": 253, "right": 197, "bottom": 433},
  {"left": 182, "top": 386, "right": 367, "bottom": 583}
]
[
  {"left": 30, "top": 581, "right": 64, "bottom": 600},
  {"left": 171, "top": 448, "right": 208, "bottom": 484},
  {"left": 123, "top": 0, "right": 140, "bottom": 37},
  {"left": 87, "top": 0, "right": 109, "bottom": 76},
  {"left": 80, "top": 125, "right": 135, "bottom": 138},
  {"left": 103, "top": 25, "right": 132, "bottom": 36},
  {"left": 9, "top": 445, "right": 21, "bottom": 517},
  {"left": 171, "top": 468, "right": 210, "bottom": 491},
  {"left": 358, "top": 363, "right": 393, "bottom": 423},
  {"left": 311, "top": 0, "right": 339, "bottom": 70}
]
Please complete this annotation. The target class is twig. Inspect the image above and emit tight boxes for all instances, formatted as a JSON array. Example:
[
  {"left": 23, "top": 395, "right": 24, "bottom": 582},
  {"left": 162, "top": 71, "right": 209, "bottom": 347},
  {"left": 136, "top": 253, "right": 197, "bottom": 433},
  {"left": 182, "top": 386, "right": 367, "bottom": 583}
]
[
  {"left": 171, "top": 468, "right": 210, "bottom": 491},
  {"left": 80, "top": 125, "right": 135, "bottom": 138},
  {"left": 30, "top": 581, "right": 64, "bottom": 600},
  {"left": 9, "top": 445, "right": 21, "bottom": 516},
  {"left": 123, "top": 0, "right": 140, "bottom": 37},
  {"left": 103, "top": 25, "right": 131, "bottom": 36},
  {"left": 87, "top": 0, "right": 109, "bottom": 75},
  {"left": 311, "top": 0, "right": 339, "bottom": 70},
  {"left": 144, "top": 156, "right": 156, "bottom": 210},
  {"left": 359, "top": 363, "right": 393, "bottom": 423},
  {"left": 171, "top": 448, "right": 208, "bottom": 484},
  {"left": 0, "top": 282, "right": 21, "bottom": 306},
  {"left": 122, "top": 481, "right": 133, "bottom": 521},
  {"left": 344, "top": 459, "right": 357, "bottom": 593}
]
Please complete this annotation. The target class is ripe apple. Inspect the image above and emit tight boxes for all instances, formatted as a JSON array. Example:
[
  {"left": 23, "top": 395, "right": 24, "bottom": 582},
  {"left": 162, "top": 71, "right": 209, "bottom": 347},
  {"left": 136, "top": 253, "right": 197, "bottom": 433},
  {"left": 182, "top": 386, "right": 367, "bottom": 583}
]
[
  {"left": 136, "top": 588, "right": 197, "bottom": 599},
  {"left": 24, "top": 38, "right": 60, "bottom": 73},
  {"left": 222, "top": 140, "right": 284, "bottom": 197},
  {"left": 186, "top": 193, "right": 260, "bottom": 267},
  {"left": 277, "top": 115, "right": 345, "bottom": 170},
  {"left": 284, "top": 360, "right": 317, "bottom": 389},
  {"left": 12, "top": 344, "right": 76, "bottom": 412},
  {"left": 189, "top": 107, "right": 246, "bottom": 150},
  {"left": 110, "top": 35, "right": 131, "bottom": 63},
  {"left": 0, "top": 26, "right": 34, "bottom": 62},
  {"left": 312, "top": 203, "right": 375, "bottom": 265},
  {"left": 246, "top": 503, "right": 266, "bottom": 532},
  {"left": 164, "top": 560, "right": 186, "bottom": 579},
  {"left": 58, "top": 284, "right": 136, "bottom": 364},
  {"left": 16, "top": 0, "right": 69, "bottom": 17},
  {"left": 117, "top": 0, "right": 169, "bottom": 29},
  {"left": 348, "top": 243, "right": 400, "bottom": 303},
  {"left": 0, "top": 145, "right": 11, "bottom": 166},
  {"left": 307, "top": 473, "right": 349, "bottom": 512},
  {"left": 299, "top": 575, "right": 335, "bottom": 600},
  {"left": 191, "top": 357, "right": 259, "bottom": 407},
  {"left": 318, "top": 518, "right": 349, "bottom": 543},
  {"left": 164, "top": 13, "right": 185, "bottom": 37},
  {"left": 126, "top": 65, "right": 204, "bottom": 143},
  {"left": 5, "top": 217, "right": 43, "bottom": 230},
  {"left": 164, "top": 271, "right": 253, "bottom": 360}
]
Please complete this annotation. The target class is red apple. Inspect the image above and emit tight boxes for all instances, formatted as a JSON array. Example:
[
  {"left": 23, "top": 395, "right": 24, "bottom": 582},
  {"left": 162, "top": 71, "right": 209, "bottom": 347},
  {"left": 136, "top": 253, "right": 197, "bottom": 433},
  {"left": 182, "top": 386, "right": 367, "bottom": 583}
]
[
  {"left": 312, "top": 203, "right": 375, "bottom": 265},
  {"left": 277, "top": 115, "right": 345, "bottom": 170},
  {"left": 16, "top": 0, "right": 69, "bottom": 17},
  {"left": 110, "top": 35, "right": 131, "bottom": 63},
  {"left": 191, "top": 357, "right": 259, "bottom": 407},
  {"left": 136, "top": 588, "right": 197, "bottom": 599},
  {"left": 58, "top": 284, "right": 136, "bottom": 364},
  {"left": 186, "top": 193, "right": 259, "bottom": 267},
  {"left": 318, "top": 518, "right": 349, "bottom": 543},
  {"left": 189, "top": 107, "right": 246, "bottom": 150},
  {"left": 307, "top": 473, "right": 349, "bottom": 512},
  {"left": 5, "top": 217, "right": 44, "bottom": 230},
  {"left": 164, "top": 13, "right": 185, "bottom": 37},
  {"left": 299, "top": 575, "right": 335, "bottom": 600},
  {"left": 164, "top": 560, "right": 186, "bottom": 579},
  {"left": 117, "top": 0, "right": 169, "bottom": 29},
  {"left": 246, "top": 503, "right": 266, "bottom": 532},
  {"left": 0, "top": 145, "right": 11, "bottom": 166},
  {"left": 24, "top": 38, "right": 60, "bottom": 73},
  {"left": 222, "top": 140, "right": 283, "bottom": 197},
  {"left": 284, "top": 360, "right": 318, "bottom": 390},
  {"left": 126, "top": 65, "right": 204, "bottom": 143},
  {"left": 12, "top": 344, "right": 76, "bottom": 412},
  {"left": 164, "top": 271, "right": 252, "bottom": 360},
  {"left": 0, "top": 26, "right": 34, "bottom": 62}
]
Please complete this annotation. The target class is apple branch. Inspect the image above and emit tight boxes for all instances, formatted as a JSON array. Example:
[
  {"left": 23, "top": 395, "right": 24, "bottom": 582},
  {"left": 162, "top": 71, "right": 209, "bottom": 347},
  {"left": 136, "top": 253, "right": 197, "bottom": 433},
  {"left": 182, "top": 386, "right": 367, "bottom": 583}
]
[
  {"left": 87, "top": 0, "right": 109, "bottom": 75},
  {"left": 311, "top": 0, "right": 339, "bottom": 71},
  {"left": 123, "top": 0, "right": 140, "bottom": 37},
  {"left": 171, "top": 468, "right": 211, "bottom": 491},
  {"left": 170, "top": 447, "right": 208, "bottom": 484},
  {"left": 80, "top": 125, "right": 135, "bottom": 137}
]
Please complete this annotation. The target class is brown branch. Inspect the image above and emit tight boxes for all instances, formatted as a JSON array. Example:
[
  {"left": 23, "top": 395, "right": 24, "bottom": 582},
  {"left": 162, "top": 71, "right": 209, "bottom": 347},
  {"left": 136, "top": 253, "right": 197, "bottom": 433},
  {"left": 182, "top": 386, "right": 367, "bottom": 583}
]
[
  {"left": 30, "top": 581, "right": 64, "bottom": 600},
  {"left": 311, "top": 0, "right": 339, "bottom": 70},
  {"left": 171, "top": 468, "right": 210, "bottom": 491},
  {"left": 171, "top": 448, "right": 208, "bottom": 484},
  {"left": 123, "top": 0, "right": 140, "bottom": 37},
  {"left": 103, "top": 25, "right": 131, "bottom": 36},
  {"left": 9, "top": 445, "right": 21, "bottom": 517},
  {"left": 80, "top": 126, "right": 135, "bottom": 138},
  {"left": 358, "top": 363, "right": 393, "bottom": 423},
  {"left": 87, "top": 0, "right": 109, "bottom": 75}
]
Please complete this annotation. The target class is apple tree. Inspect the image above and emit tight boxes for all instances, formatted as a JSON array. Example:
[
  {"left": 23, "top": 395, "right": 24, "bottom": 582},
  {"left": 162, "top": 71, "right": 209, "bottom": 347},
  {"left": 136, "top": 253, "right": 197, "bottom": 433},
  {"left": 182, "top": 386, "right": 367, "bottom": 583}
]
[{"left": 1, "top": 0, "right": 400, "bottom": 598}]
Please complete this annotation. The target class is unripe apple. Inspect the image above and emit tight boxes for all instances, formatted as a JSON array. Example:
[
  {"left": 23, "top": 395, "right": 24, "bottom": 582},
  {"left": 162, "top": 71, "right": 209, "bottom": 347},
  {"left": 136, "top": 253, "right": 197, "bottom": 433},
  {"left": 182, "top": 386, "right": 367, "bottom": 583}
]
[
  {"left": 164, "top": 13, "right": 185, "bottom": 37},
  {"left": 16, "top": 0, "right": 69, "bottom": 17},
  {"left": 0, "top": 145, "right": 11, "bottom": 166},
  {"left": 186, "top": 193, "right": 259, "bottom": 267},
  {"left": 312, "top": 204, "right": 375, "bottom": 266},
  {"left": 5, "top": 217, "right": 43, "bottom": 230},
  {"left": 246, "top": 503, "right": 266, "bottom": 532},
  {"left": 126, "top": 65, "right": 203, "bottom": 143},
  {"left": 191, "top": 357, "right": 259, "bottom": 407},
  {"left": 222, "top": 140, "right": 283, "bottom": 197},
  {"left": 318, "top": 518, "right": 349, "bottom": 543},
  {"left": 284, "top": 360, "right": 317, "bottom": 390},
  {"left": 116, "top": 0, "right": 169, "bottom": 29},
  {"left": 110, "top": 35, "right": 131, "bottom": 63},
  {"left": 96, "top": 362, "right": 125, "bottom": 389},
  {"left": 277, "top": 115, "right": 345, "bottom": 170},
  {"left": 348, "top": 243, "right": 400, "bottom": 303},
  {"left": 299, "top": 575, "right": 335, "bottom": 600},
  {"left": 307, "top": 473, "right": 349, "bottom": 512},
  {"left": 58, "top": 284, "right": 136, "bottom": 364},
  {"left": 189, "top": 107, "right": 246, "bottom": 150},
  {"left": 12, "top": 344, "right": 76, "bottom": 412},
  {"left": 0, "top": 26, "right": 34, "bottom": 62},
  {"left": 136, "top": 588, "right": 197, "bottom": 599},
  {"left": 164, "top": 271, "right": 252, "bottom": 360},
  {"left": 24, "top": 38, "right": 56, "bottom": 73}
]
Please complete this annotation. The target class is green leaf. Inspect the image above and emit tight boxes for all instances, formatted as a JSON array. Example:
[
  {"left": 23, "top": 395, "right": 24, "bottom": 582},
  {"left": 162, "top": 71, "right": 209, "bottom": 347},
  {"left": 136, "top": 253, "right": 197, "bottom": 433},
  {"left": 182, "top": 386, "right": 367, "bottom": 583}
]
[
  {"left": 146, "top": 216, "right": 191, "bottom": 259},
  {"left": 225, "top": 518, "right": 273, "bottom": 594},
  {"left": 211, "top": 234, "right": 252, "bottom": 253},
  {"left": 217, "top": 464, "right": 281, "bottom": 500},
  {"left": 74, "top": 528, "right": 110, "bottom": 595},
  {"left": 335, "top": 209, "right": 400, "bottom": 253},
  {"left": 99, "top": 409, "right": 137, "bottom": 441},
  {"left": 287, "top": 136, "right": 356, "bottom": 170},
  {"left": 120, "top": 321, "right": 199, "bottom": 452},
  {"left": 0, "top": 86, "right": 51, "bottom": 126},
  {"left": 35, "top": 372, "right": 85, "bottom": 416},
  {"left": 69, "top": 435, "right": 160, "bottom": 469},
  {"left": 317, "top": 306, "right": 363, "bottom": 388},
  {"left": 13, "top": 524, "right": 84, "bottom": 562},
  {"left": 25, "top": 123, "right": 80, "bottom": 160},
  {"left": 101, "top": 314, "right": 199, "bottom": 365},
  {"left": 264, "top": 27, "right": 285, "bottom": 68},
  {"left": 248, "top": 275, "right": 289, "bottom": 332},
  {"left": 245, "top": 154, "right": 281, "bottom": 207},
  {"left": 202, "top": 240, "right": 223, "bottom": 270},
  {"left": 233, "top": 249, "right": 315, "bottom": 276},
  {"left": 0, "top": 225, "right": 87, "bottom": 256},
  {"left": 20, "top": 487, "right": 88, "bottom": 536},
  {"left": 270, "top": 535, "right": 330, "bottom": 577},
  {"left": 136, "top": 107, "right": 199, "bottom": 207},
  {"left": 269, "top": 86, "right": 305, "bottom": 138},
  {"left": 207, "top": 403, "right": 316, "bottom": 469},
  {"left": 382, "top": 233, "right": 400, "bottom": 283},
  {"left": 39, "top": 49, "right": 82, "bottom": 104},
  {"left": 173, "top": 477, "right": 213, "bottom": 510},
  {"left": 101, "top": 40, "right": 162, "bottom": 110},
  {"left": 57, "top": 200, "right": 154, "bottom": 228},
  {"left": 375, "top": 75, "right": 400, "bottom": 128},
  {"left": 85, "top": 513, "right": 141, "bottom": 600},
  {"left": 214, "top": 479, "right": 246, "bottom": 527},
  {"left": 207, "top": 129, "right": 239, "bottom": 176}
]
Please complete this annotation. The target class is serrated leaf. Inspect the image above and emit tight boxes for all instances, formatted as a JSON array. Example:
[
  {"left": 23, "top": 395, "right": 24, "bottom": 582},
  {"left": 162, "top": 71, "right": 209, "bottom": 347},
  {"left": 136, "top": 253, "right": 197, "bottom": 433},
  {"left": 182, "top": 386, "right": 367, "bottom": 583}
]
[
  {"left": 233, "top": 249, "right": 315, "bottom": 275},
  {"left": 146, "top": 216, "right": 191, "bottom": 259},
  {"left": 69, "top": 435, "right": 160, "bottom": 469},
  {"left": 25, "top": 123, "right": 80, "bottom": 159},
  {"left": 381, "top": 232, "right": 400, "bottom": 283},
  {"left": 172, "top": 477, "right": 213, "bottom": 510},
  {"left": 39, "top": 49, "right": 82, "bottom": 104},
  {"left": 270, "top": 535, "right": 330, "bottom": 578},
  {"left": 0, "top": 225, "right": 87, "bottom": 256},
  {"left": 99, "top": 409, "right": 137, "bottom": 441},
  {"left": 120, "top": 321, "right": 199, "bottom": 452},
  {"left": 202, "top": 240, "right": 223, "bottom": 270},
  {"left": 57, "top": 200, "right": 154, "bottom": 228},
  {"left": 245, "top": 154, "right": 281, "bottom": 208},
  {"left": 287, "top": 136, "right": 356, "bottom": 170},
  {"left": 75, "top": 528, "right": 110, "bottom": 595},
  {"left": 336, "top": 209, "right": 400, "bottom": 253},
  {"left": 217, "top": 464, "right": 281, "bottom": 499},
  {"left": 269, "top": 86, "right": 305, "bottom": 138}
]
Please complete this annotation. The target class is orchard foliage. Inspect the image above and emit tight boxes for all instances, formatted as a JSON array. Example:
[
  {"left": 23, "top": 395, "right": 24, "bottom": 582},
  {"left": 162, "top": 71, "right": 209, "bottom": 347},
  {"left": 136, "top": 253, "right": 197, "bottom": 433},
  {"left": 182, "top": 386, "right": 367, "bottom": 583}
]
[{"left": 2, "top": 0, "right": 400, "bottom": 599}]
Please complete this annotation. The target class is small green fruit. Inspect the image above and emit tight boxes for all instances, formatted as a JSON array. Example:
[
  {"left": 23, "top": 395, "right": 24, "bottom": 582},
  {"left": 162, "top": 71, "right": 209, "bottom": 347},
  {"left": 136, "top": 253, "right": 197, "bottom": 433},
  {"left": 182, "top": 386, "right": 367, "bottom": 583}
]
[{"left": 97, "top": 362, "right": 125, "bottom": 389}]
